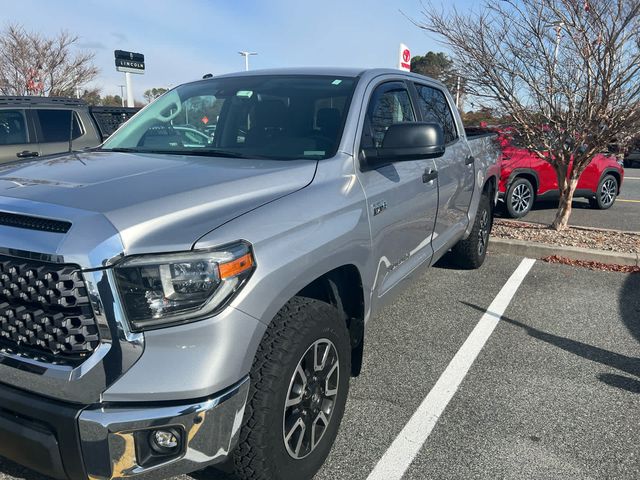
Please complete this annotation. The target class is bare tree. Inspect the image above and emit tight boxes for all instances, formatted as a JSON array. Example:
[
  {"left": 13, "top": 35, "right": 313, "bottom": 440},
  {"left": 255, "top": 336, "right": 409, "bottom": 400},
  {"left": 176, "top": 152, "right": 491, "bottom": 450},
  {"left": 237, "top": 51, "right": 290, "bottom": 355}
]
[
  {"left": 417, "top": 0, "right": 640, "bottom": 230},
  {"left": 0, "top": 24, "right": 99, "bottom": 97},
  {"left": 143, "top": 87, "right": 169, "bottom": 104}
]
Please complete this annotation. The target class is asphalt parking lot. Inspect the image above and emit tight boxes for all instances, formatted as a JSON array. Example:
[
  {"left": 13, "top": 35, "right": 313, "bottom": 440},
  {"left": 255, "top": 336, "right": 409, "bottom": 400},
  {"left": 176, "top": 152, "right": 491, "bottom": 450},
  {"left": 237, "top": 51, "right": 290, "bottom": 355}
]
[
  {"left": 0, "top": 253, "right": 638, "bottom": 480},
  {"left": 516, "top": 165, "right": 640, "bottom": 231}
]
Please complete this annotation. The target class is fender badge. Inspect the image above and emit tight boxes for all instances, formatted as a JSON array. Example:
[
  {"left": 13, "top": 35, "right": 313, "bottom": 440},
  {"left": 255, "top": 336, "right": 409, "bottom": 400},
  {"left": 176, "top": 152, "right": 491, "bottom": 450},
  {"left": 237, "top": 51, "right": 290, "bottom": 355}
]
[{"left": 372, "top": 201, "right": 387, "bottom": 216}]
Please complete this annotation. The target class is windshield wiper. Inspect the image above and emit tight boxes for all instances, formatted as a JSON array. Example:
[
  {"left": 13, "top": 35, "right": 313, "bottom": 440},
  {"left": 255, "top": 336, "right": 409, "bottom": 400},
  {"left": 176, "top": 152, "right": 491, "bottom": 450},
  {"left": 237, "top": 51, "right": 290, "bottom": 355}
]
[
  {"left": 180, "top": 149, "right": 255, "bottom": 158},
  {"left": 97, "top": 147, "right": 271, "bottom": 159},
  {"left": 95, "top": 147, "right": 273, "bottom": 160},
  {"left": 96, "top": 147, "right": 140, "bottom": 153}
]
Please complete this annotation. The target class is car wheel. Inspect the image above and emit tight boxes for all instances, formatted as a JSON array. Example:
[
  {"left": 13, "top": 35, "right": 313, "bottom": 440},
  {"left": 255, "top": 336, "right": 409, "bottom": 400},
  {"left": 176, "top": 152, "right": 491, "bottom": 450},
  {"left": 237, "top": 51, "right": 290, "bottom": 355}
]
[
  {"left": 452, "top": 191, "right": 493, "bottom": 269},
  {"left": 590, "top": 174, "right": 618, "bottom": 210},
  {"left": 505, "top": 177, "right": 534, "bottom": 218},
  {"left": 232, "top": 297, "right": 350, "bottom": 480}
]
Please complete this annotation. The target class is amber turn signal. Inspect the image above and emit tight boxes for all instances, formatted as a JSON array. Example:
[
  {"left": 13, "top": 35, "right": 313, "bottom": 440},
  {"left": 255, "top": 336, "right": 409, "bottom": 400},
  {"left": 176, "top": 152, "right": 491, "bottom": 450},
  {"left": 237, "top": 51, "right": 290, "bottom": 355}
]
[{"left": 219, "top": 253, "right": 254, "bottom": 279}]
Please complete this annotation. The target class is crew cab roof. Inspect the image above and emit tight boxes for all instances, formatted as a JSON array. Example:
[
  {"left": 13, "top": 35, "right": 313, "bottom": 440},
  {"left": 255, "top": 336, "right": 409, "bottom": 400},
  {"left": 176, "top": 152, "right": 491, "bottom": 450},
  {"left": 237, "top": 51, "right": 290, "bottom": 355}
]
[
  {"left": 0, "top": 96, "right": 86, "bottom": 107},
  {"left": 205, "top": 67, "right": 445, "bottom": 88}
]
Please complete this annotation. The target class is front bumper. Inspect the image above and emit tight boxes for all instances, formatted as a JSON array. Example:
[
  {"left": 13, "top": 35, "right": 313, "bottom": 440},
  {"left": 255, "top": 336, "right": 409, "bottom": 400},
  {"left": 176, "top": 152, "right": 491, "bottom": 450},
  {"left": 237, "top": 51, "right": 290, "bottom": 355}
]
[{"left": 0, "top": 378, "right": 249, "bottom": 480}]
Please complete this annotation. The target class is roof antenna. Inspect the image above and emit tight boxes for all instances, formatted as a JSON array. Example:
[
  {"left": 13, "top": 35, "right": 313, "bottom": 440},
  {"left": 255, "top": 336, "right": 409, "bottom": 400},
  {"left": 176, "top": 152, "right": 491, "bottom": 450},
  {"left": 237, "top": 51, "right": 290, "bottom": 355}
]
[{"left": 202, "top": 73, "right": 213, "bottom": 79}]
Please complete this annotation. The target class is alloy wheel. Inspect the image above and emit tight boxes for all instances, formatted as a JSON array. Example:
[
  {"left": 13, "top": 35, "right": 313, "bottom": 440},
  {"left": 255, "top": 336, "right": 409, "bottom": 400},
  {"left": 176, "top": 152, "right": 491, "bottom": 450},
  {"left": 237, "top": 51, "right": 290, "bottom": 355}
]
[
  {"left": 600, "top": 178, "right": 616, "bottom": 206},
  {"left": 283, "top": 338, "right": 340, "bottom": 459},
  {"left": 510, "top": 183, "right": 532, "bottom": 214},
  {"left": 477, "top": 207, "right": 490, "bottom": 257}
]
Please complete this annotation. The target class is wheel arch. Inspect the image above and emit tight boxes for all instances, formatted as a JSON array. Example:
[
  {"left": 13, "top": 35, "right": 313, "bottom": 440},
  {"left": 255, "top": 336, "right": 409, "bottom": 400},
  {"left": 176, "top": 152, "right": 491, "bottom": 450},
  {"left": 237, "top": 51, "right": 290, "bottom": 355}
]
[
  {"left": 507, "top": 169, "right": 539, "bottom": 195},
  {"left": 483, "top": 174, "right": 498, "bottom": 205},
  {"left": 601, "top": 168, "right": 622, "bottom": 194},
  {"left": 297, "top": 264, "right": 366, "bottom": 377}
]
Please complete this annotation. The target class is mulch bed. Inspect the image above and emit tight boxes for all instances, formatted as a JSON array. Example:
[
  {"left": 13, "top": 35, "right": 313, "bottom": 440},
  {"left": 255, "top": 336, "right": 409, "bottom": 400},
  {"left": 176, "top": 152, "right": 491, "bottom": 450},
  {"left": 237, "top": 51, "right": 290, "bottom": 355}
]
[
  {"left": 492, "top": 219, "right": 640, "bottom": 254},
  {"left": 541, "top": 255, "right": 640, "bottom": 273}
]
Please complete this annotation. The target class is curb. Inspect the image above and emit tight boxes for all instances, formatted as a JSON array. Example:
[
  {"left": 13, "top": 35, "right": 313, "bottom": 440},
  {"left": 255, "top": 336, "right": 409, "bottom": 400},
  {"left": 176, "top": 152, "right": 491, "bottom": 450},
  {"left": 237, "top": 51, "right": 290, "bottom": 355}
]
[{"left": 488, "top": 237, "right": 640, "bottom": 266}]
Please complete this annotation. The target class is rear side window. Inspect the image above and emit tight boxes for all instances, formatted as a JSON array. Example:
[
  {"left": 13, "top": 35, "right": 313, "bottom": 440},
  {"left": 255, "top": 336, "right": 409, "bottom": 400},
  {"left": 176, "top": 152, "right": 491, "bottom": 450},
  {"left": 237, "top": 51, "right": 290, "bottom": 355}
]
[
  {"left": 0, "top": 109, "right": 29, "bottom": 145},
  {"left": 414, "top": 84, "right": 458, "bottom": 144},
  {"left": 35, "top": 110, "right": 84, "bottom": 143},
  {"left": 362, "top": 82, "right": 416, "bottom": 148}
]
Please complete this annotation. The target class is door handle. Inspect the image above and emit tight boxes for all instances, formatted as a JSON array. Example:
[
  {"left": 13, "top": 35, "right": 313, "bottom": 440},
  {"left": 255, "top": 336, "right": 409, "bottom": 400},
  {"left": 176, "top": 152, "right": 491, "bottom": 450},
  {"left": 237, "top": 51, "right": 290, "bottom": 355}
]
[
  {"left": 422, "top": 169, "right": 438, "bottom": 183},
  {"left": 465, "top": 155, "right": 475, "bottom": 165},
  {"left": 16, "top": 150, "right": 39, "bottom": 158}
]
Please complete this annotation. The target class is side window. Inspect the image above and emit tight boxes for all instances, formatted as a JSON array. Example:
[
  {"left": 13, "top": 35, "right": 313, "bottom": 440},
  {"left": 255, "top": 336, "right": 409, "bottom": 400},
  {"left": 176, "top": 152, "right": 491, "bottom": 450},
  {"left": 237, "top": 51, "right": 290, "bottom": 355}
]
[
  {"left": 414, "top": 84, "right": 458, "bottom": 144},
  {"left": 362, "top": 82, "right": 415, "bottom": 148},
  {"left": 0, "top": 109, "right": 29, "bottom": 145},
  {"left": 35, "top": 109, "right": 84, "bottom": 143}
]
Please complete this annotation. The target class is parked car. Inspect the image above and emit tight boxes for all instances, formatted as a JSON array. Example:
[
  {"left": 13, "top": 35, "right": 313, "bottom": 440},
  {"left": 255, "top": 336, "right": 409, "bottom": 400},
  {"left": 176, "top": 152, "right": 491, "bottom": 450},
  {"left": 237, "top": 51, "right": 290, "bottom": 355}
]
[
  {"left": 0, "top": 68, "right": 500, "bottom": 480},
  {"left": 0, "top": 96, "right": 139, "bottom": 163},
  {"left": 497, "top": 131, "right": 624, "bottom": 217},
  {"left": 624, "top": 142, "right": 640, "bottom": 168}
]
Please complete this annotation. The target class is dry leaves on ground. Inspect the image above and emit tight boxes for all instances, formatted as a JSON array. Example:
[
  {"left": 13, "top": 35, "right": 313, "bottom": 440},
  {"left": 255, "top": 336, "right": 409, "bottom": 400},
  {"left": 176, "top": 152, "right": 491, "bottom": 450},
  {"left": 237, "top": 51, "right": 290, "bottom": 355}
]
[{"left": 542, "top": 255, "right": 640, "bottom": 273}]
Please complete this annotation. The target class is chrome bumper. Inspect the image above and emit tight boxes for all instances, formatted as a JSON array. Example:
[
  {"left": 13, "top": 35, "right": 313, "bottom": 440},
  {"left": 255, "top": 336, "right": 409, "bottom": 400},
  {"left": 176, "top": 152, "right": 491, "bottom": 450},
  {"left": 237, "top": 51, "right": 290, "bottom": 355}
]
[{"left": 78, "top": 377, "right": 249, "bottom": 480}]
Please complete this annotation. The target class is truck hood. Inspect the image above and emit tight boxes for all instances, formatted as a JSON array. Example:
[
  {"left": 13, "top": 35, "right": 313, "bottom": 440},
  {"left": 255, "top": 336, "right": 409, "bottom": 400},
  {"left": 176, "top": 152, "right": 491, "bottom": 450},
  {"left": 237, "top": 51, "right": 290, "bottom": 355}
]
[{"left": 0, "top": 151, "right": 317, "bottom": 267}]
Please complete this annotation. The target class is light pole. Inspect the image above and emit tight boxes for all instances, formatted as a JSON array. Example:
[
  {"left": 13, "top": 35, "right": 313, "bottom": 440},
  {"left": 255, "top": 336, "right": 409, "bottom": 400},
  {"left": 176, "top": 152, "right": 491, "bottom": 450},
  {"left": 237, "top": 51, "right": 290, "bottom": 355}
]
[
  {"left": 238, "top": 51, "right": 258, "bottom": 71},
  {"left": 118, "top": 85, "right": 126, "bottom": 107},
  {"left": 552, "top": 22, "right": 564, "bottom": 73}
]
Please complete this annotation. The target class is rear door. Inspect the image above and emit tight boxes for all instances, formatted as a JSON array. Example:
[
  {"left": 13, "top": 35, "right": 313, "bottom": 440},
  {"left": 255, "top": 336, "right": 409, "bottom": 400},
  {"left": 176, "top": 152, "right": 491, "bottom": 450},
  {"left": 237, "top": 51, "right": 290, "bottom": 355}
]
[
  {"left": 412, "top": 82, "right": 474, "bottom": 254},
  {"left": 0, "top": 108, "right": 39, "bottom": 163},
  {"left": 356, "top": 79, "right": 438, "bottom": 299},
  {"left": 33, "top": 108, "right": 88, "bottom": 157}
]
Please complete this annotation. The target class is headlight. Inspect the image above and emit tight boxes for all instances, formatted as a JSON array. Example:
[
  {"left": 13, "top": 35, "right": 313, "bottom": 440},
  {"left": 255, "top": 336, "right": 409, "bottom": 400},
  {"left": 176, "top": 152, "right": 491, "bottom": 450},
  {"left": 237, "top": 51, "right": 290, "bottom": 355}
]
[{"left": 113, "top": 242, "right": 254, "bottom": 331}]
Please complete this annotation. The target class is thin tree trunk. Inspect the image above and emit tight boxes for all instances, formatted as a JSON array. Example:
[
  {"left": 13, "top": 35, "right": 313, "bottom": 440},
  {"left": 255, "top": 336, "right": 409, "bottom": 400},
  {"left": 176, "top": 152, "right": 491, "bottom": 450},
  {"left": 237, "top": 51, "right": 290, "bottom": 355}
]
[{"left": 551, "top": 167, "right": 579, "bottom": 231}]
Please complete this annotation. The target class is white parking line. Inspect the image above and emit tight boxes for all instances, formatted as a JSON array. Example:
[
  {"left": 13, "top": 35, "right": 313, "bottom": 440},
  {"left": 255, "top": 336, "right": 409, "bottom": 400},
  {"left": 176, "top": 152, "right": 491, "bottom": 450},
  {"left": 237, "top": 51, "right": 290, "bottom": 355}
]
[{"left": 367, "top": 258, "right": 536, "bottom": 480}]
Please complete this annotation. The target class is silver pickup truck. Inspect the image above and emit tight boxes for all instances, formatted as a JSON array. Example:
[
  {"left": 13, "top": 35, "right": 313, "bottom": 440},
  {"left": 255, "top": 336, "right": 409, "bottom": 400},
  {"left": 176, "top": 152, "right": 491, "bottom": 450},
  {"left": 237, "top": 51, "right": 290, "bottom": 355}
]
[{"left": 0, "top": 68, "right": 499, "bottom": 480}]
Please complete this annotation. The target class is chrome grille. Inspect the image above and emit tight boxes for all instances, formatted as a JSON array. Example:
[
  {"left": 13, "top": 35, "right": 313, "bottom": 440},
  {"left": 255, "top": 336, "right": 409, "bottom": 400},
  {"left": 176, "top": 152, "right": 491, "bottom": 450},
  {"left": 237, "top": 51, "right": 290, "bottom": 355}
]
[{"left": 0, "top": 254, "right": 99, "bottom": 361}]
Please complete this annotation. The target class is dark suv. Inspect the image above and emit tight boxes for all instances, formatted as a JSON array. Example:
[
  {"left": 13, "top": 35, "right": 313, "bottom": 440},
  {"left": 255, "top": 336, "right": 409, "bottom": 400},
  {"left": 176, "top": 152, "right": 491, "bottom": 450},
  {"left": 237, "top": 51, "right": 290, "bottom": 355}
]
[
  {"left": 0, "top": 96, "right": 138, "bottom": 163},
  {"left": 624, "top": 141, "right": 640, "bottom": 168}
]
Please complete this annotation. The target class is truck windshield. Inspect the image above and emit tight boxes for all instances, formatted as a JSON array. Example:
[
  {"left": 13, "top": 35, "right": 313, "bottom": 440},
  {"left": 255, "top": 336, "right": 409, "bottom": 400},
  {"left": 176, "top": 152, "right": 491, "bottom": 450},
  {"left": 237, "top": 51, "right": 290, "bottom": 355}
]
[{"left": 101, "top": 75, "right": 357, "bottom": 160}]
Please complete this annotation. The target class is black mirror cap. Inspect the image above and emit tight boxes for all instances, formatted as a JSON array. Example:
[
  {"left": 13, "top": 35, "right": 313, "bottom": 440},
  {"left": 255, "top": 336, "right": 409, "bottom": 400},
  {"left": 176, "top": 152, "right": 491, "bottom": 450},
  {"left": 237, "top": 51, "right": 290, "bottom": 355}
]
[
  {"left": 383, "top": 122, "right": 445, "bottom": 151},
  {"left": 361, "top": 122, "right": 446, "bottom": 169}
]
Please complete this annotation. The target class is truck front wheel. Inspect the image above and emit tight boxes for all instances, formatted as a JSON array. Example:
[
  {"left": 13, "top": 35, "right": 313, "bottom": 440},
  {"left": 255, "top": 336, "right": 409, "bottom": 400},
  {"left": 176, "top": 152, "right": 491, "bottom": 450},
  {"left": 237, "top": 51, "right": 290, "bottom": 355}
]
[{"left": 232, "top": 297, "right": 351, "bottom": 480}]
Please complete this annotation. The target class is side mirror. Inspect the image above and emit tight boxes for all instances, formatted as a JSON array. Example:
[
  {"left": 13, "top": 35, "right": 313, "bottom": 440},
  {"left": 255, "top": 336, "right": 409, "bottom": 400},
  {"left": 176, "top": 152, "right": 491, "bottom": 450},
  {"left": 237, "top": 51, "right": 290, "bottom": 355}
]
[{"left": 362, "top": 122, "right": 445, "bottom": 168}]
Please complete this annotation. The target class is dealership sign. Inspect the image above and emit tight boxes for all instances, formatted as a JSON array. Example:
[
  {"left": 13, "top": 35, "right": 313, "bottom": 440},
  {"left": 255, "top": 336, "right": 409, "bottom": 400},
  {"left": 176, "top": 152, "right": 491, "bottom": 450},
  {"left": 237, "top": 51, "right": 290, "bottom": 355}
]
[
  {"left": 398, "top": 44, "right": 411, "bottom": 72},
  {"left": 115, "top": 50, "right": 145, "bottom": 74}
]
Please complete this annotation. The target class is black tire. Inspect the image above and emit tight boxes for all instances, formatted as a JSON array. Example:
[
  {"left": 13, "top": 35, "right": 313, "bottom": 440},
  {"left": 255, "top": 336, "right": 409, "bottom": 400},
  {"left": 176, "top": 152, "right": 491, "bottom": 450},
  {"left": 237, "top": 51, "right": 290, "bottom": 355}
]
[
  {"left": 232, "top": 297, "right": 351, "bottom": 480},
  {"left": 589, "top": 174, "right": 618, "bottom": 210},
  {"left": 505, "top": 177, "right": 534, "bottom": 218},
  {"left": 452, "top": 191, "right": 493, "bottom": 269}
]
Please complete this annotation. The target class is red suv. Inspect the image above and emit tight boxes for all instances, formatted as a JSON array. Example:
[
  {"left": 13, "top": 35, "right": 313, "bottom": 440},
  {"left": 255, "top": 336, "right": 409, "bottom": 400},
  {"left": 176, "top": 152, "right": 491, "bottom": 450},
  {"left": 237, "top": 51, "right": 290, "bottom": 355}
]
[{"left": 497, "top": 133, "right": 625, "bottom": 218}]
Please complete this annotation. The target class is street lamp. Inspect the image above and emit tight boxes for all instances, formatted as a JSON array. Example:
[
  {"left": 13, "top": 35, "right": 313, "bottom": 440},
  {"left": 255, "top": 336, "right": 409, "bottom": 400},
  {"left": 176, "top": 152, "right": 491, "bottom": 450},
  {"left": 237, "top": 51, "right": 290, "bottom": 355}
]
[
  {"left": 118, "top": 85, "right": 126, "bottom": 107},
  {"left": 238, "top": 51, "right": 258, "bottom": 71}
]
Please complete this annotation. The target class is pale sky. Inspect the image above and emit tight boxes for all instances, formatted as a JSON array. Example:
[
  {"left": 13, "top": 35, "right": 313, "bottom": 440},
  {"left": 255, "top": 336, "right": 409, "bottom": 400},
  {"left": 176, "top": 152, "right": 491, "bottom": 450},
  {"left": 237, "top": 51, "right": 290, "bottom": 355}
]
[{"left": 1, "top": 0, "right": 473, "bottom": 101}]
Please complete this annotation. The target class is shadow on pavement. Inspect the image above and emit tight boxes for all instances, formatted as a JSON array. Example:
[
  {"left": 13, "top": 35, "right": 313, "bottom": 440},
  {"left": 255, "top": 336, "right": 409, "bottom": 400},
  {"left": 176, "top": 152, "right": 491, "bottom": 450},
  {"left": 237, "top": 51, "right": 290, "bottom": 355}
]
[
  {"left": 620, "top": 273, "right": 640, "bottom": 344},
  {"left": 189, "top": 465, "right": 236, "bottom": 480},
  {"left": 432, "top": 251, "right": 460, "bottom": 270},
  {"left": 598, "top": 373, "right": 640, "bottom": 394},
  {"left": 0, "top": 459, "right": 50, "bottom": 480},
  {"left": 460, "top": 301, "right": 640, "bottom": 392}
]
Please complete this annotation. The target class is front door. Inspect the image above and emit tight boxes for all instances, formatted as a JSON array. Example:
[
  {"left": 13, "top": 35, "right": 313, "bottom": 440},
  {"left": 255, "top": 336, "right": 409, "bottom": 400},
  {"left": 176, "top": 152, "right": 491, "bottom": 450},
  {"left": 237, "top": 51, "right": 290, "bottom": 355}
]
[{"left": 357, "top": 80, "right": 438, "bottom": 299}]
